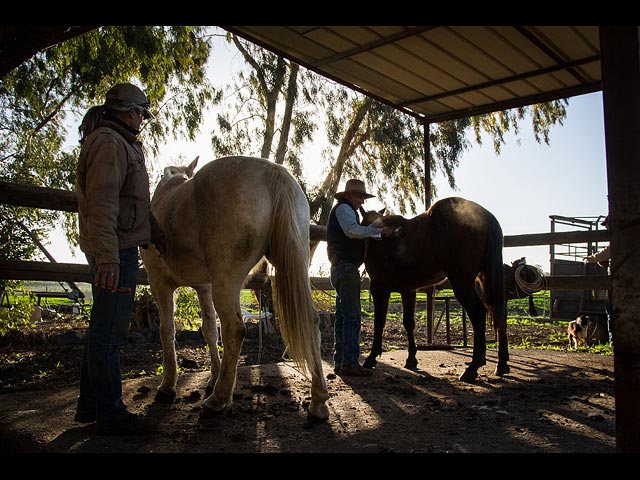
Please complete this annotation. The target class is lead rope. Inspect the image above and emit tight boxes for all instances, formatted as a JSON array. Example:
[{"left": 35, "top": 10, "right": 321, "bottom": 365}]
[
  {"left": 514, "top": 264, "right": 547, "bottom": 295},
  {"left": 514, "top": 264, "right": 548, "bottom": 317}
]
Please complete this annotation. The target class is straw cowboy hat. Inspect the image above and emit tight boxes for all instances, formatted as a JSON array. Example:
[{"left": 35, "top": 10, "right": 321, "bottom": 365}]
[
  {"left": 334, "top": 178, "right": 376, "bottom": 201},
  {"left": 104, "top": 83, "right": 154, "bottom": 119}
]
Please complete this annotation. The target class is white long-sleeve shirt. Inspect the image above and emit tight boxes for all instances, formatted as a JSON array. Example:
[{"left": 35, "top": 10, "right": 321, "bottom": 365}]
[
  {"left": 585, "top": 245, "right": 610, "bottom": 263},
  {"left": 335, "top": 203, "right": 383, "bottom": 239}
]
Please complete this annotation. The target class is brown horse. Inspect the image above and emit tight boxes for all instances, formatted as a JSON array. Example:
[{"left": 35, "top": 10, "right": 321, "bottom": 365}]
[{"left": 360, "top": 196, "right": 509, "bottom": 382}]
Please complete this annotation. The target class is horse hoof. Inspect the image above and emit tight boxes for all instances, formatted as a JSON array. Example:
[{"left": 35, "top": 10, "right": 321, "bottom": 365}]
[
  {"left": 363, "top": 357, "right": 377, "bottom": 369},
  {"left": 306, "top": 410, "right": 329, "bottom": 424},
  {"left": 154, "top": 389, "right": 176, "bottom": 404},
  {"left": 198, "top": 405, "right": 222, "bottom": 422},
  {"left": 495, "top": 364, "right": 510, "bottom": 376},
  {"left": 404, "top": 358, "right": 418, "bottom": 370},
  {"left": 459, "top": 369, "right": 478, "bottom": 383}
]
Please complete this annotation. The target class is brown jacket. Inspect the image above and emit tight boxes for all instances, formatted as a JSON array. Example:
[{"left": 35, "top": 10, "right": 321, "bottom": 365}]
[{"left": 76, "top": 119, "right": 151, "bottom": 266}]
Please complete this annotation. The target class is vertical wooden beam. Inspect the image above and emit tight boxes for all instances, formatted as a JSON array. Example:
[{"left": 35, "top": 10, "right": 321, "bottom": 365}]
[
  {"left": 423, "top": 120, "right": 435, "bottom": 344},
  {"left": 600, "top": 26, "right": 640, "bottom": 453},
  {"left": 423, "top": 120, "right": 432, "bottom": 210}
]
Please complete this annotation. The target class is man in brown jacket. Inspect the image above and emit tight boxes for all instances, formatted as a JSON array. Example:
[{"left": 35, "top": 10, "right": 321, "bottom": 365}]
[{"left": 74, "top": 83, "right": 157, "bottom": 435}]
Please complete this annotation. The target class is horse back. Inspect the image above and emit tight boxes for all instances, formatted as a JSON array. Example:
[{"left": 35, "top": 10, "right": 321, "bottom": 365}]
[
  {"left": 149, "top": 156, "right": 305, "bottom": 285},
  {"left": 365, "top": 197, "right": 503, "bottom": 291}
]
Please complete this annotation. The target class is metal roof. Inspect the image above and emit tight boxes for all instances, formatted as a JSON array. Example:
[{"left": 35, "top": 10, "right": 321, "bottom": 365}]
[{"left": 222, "top": 26, "right": 601, "bottom": 123}]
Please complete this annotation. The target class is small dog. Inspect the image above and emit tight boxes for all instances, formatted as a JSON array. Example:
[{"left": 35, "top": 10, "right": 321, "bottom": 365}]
[{"left": 568, "top": 315, "right": 589, "bottom": 349}]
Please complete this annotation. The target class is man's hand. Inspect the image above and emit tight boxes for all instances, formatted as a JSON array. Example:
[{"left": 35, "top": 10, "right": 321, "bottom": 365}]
[
  {"left": 95, "top": 262, "right": 120, "bottom": 292},
  {"left": 381, "top": 227, "right": 393, "bottom": 238}
]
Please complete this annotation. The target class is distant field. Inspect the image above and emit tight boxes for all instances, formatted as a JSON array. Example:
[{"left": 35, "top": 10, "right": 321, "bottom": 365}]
[{"left": 15, "top": 281, "right": 552, "bottom": 323}]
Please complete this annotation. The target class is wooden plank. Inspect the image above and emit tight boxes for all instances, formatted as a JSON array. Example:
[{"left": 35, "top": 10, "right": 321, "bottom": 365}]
[
  {"left": 0, "top": 260, "right": 272, "bottom": 290},
  {"left": 0, "top": 182, "right": 609, "bottom": 248},
  {"left": 0, "top": 261, "right": 610, "bottom": 292},
  {"left": 0, "top": 181, "right": 78, "bottom": 212},
  {"left": 503, "top": 230, "right": 609, "bottom": 247}
]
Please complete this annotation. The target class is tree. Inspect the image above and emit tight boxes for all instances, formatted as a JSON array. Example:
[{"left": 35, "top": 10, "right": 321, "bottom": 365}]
[
  {"left": 208, "top": 35, "right": 569, "bottom": 264},
  {"left": 212, "top": 33, "right": 320, "bottom": 176},
  {"left": 0, "top": 26, "right": 220, "bottom": 262},
  {"left": 211, "top": 33, "right": 324, "bottom": 312}
]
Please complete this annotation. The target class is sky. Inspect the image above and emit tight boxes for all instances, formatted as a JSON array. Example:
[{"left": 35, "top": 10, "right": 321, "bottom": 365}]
[{"left": 47, "top": 28, "right": 609, "bottom": 276}]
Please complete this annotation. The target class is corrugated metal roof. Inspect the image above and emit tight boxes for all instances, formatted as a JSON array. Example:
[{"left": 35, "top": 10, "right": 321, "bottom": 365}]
[{"left": 222, "top": 26, "right": 601, "bottom": 123}]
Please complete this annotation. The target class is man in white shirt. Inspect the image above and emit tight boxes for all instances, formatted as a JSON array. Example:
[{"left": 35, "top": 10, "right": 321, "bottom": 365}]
[{"left": 327, "top": 179, "right": 392, "bottom": 377}]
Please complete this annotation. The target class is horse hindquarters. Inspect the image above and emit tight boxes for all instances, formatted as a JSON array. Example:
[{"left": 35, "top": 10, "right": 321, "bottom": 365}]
[{"left": 363, "top": 281, "right": 391, "bottom": 369}]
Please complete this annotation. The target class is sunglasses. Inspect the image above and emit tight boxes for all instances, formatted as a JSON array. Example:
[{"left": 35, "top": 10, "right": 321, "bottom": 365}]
[{"left": 132, "top": 106, "right": 148, "bottom": 120}]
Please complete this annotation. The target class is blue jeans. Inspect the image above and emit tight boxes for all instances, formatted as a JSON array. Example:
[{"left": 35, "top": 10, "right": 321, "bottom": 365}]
[
  {"left": 77, "top": 247, "right": 139, "bottom": 425},
  {"left": 331, "top": 260, "right": 363, "bottom": 368}
]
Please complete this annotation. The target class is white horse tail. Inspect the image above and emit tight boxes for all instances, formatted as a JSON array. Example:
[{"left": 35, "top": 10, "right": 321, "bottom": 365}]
[{"left": 267, "top": 168, "right": 322, "bottom": 379}]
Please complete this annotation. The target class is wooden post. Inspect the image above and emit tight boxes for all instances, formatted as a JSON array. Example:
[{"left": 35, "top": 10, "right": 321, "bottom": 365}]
[
  {"left": 423, "top": 120, "right": 435, "bottom": 344},
  {"left": 426, "top": 286, "right": 434, "bottom": 344},
  {"left": 600, "top": 26, "right": 640, "bottom": 453}
]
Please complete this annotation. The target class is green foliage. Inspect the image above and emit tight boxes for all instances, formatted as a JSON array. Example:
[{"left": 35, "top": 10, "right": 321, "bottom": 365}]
[
  {"left": 586, "top": 343, "right": 613, "bottom": 355},
  {"left": 212, "top": 33, "right": 320, "bottom": 173},
  {"left": 311, "top": 289, "right": 335, "bottom": 314},
  {"left": 518, "top": 337, "right": 532, "bottom": 348},
  {"left": 174, "top": 287, "right": 202, "bottom": 330},
  {"left": 0, "top": 282, "right": 37, "bottom": 335},
  {"left": 0, "top": 26, "right": 219, "bottom": 261}
]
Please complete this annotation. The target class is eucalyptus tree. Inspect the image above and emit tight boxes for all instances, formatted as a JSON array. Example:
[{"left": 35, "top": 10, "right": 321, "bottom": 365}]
[
  {"left": 0, "top": 26, "right": 220, "bottom": 263},
  {"left": 210, "top": 34, "right": 568, "bottom": 266},
  {"left": 211, "top": 33, "right": 321, "bottom": 178},
  {"left": 210, "top": 37, "right": 568, "bottom": 212}
]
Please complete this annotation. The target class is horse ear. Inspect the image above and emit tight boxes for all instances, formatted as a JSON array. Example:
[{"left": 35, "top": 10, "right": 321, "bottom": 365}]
[
  {"left": 359, "top": 206, "right": 366, "bottom": 215},
  {"left": 379, "top": 208, "right": 386, "bottom": 215},
  {"left": 187, "top": 156, "right": 199, "bottom": 177}
]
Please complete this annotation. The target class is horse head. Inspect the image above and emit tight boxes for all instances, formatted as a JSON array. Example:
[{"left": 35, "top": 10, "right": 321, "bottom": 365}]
[
  {"left": 359, "top": 206, "right": 386, "bottom": 226},
  {"left": 359, "top": 207, "right": 405, "bottom": 237},
  {"left": 157, "top": 156, "right": 199, "bottom": 189}
]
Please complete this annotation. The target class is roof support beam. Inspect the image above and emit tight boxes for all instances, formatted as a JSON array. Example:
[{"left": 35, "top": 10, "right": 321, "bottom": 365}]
[{"left": 600, "top": 25, "right": 640, "bottom": 454}]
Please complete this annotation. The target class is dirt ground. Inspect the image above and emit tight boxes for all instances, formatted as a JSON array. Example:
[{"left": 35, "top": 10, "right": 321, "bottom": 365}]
[{"left": 0, "top": 307, "right": 617, "bottom": 455}]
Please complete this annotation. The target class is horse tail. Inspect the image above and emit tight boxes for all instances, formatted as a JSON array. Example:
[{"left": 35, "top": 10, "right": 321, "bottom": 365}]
[
  {"left": 267, "top": 168, "right": 322, "bottom": 379},
  {"left": 481, "top": 216, "right": 506, "bottom": 334}
]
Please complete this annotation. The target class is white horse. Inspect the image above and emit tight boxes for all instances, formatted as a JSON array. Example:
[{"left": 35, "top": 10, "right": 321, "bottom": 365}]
[{"left": 140, "top": 155, "right": 329, "bottom": 422}]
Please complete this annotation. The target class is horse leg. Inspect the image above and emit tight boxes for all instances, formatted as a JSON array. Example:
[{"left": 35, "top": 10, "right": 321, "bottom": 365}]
[
  {"left": 451, "top": 279, "right": 487, "bottom": 383},
  {"left": 528, "top": 295, "right": 538, "bottom": 317},
  {"left": 152, "top": 283, "right": 179, "bottom": 403},
  {"left": 401, "top": 290, "right": 418, "bottom": 370},
  {"left": 194, "top": 285, "right": 220, "bottom": 396},
  {"left": 201, "top": 286, "right": 246, "bottom": 415},
  {"left": 363, "top": 280, "right": 389, "bottom": 369},
  {"left": 494, "top": 310, "right": 510, "bottom": 377}
]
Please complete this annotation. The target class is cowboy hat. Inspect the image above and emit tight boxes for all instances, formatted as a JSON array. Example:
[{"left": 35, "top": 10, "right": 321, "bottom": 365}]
[
  {"left": 334, "top": 178, "right": 375, "bottom": 201},
  {"left": 104, "top": 83, "right": 154, "bottom": 120}
]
